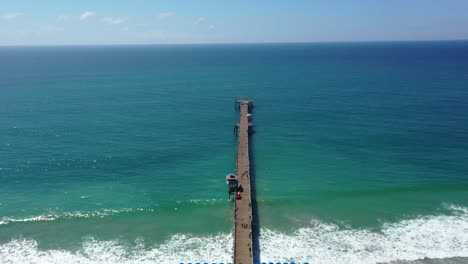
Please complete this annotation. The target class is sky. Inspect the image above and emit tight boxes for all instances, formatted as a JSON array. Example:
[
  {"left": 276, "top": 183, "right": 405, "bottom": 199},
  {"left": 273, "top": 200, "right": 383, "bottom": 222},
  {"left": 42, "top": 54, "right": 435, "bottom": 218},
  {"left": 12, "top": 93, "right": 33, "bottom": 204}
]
[{"left": 1, "top": 0, "right": 468, "bottom": 45}]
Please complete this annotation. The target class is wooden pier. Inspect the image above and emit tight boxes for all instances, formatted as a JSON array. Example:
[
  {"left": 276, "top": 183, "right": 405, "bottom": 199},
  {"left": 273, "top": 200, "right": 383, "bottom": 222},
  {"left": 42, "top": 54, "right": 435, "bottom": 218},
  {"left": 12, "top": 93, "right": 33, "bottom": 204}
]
[{"left": 233, "top": 98, "right": 254, "bottom": 264}]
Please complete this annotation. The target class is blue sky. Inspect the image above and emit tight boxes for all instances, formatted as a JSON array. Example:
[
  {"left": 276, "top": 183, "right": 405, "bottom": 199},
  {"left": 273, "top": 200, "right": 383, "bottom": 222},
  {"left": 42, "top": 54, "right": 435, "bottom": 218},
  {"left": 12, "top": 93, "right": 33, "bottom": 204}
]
[{"left": 1, "top": 0, "right": 468, "bottom": 45}]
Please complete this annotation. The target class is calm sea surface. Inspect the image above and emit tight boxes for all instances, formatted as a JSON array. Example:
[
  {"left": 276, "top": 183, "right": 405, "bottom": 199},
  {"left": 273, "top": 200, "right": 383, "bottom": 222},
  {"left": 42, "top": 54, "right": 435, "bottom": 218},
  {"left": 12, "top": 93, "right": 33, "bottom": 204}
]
[{"left": 1, "top": 42, "right": 468, "bottom": 263}]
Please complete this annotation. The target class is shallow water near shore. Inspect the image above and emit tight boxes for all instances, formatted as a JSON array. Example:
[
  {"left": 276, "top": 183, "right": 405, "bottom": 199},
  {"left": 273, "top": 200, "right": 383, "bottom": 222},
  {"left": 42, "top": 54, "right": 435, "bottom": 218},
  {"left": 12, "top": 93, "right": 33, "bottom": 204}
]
[{"left": 1, "top": 42, "right": 468, "bottom": 263}]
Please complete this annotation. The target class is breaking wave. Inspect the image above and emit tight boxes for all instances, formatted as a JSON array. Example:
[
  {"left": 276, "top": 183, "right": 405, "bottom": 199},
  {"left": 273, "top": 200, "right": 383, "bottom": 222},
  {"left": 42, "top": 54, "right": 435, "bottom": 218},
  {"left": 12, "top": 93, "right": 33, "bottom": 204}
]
[
  {"left": 0, "top": 199, "right": 225, "bottom": 226},
  {"left": 0, "top": 208, "right": 154, "bottom": 226},
  {"left": 1, "top": 205, "right": 468, "bottom": 264}
]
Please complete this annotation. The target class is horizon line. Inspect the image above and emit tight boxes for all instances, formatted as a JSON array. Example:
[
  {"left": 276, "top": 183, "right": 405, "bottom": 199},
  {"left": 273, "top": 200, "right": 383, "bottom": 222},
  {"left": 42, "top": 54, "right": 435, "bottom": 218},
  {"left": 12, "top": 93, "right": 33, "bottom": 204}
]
[{"left": 1, "top": 38, "right": 468, "bottom": 48}]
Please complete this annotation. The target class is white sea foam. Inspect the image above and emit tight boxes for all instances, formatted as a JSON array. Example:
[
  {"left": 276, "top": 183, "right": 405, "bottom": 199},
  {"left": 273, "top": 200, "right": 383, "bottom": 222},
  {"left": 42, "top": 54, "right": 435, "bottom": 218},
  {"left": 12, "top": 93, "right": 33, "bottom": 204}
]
[
  {"left": 260, "top": 211, "right": 468, "bottom": 263},
  {"left": 0, "top": 208, "right": 154, "bottom": 226},
  {"left": 187, "top": 198, "right": 224, "bottom": 205},
  {"left": 1, "top": 205, "right": 468, "bottom": 264},
  {"left": 446, "top": 204, "right": 468, "bottom": 215},
  {"left": 0, "top": 235, "right": 233, "bottom": 264},
  {"left": 0, "top": 199, "right": 223, "bottom": 226}
]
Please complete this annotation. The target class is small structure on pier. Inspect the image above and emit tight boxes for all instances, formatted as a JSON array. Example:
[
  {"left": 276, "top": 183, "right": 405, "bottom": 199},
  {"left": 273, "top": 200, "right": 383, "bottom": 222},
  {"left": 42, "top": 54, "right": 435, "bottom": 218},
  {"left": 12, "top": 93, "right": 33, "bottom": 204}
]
[
  {"left": 234, "top": 99, "right": 255, "bottom": 135},
  {"left": 235, "top": 98, "right": 254, "bottom": 111},
  {"left": 226, "top": 173, "right": 238, "bottom": 195}
]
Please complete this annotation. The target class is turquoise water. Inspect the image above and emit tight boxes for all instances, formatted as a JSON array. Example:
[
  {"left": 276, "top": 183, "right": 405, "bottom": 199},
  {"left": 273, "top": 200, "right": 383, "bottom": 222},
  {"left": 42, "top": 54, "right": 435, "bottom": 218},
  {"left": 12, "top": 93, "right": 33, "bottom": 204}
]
[{"left": 1, "top": 42, "right": 468, "bottom": 263}]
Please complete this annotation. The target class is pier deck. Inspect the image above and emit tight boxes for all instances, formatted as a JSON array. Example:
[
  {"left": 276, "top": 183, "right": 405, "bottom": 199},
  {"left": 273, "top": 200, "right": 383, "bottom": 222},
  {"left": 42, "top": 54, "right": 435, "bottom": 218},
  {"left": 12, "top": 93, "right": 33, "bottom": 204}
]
[{"left": 233, "top": 99, "right": 254, "bottom": 264}]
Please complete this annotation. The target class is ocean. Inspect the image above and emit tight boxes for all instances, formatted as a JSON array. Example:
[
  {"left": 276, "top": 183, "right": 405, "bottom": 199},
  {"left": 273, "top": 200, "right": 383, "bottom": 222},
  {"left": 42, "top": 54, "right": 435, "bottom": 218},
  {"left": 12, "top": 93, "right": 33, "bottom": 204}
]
[{"left": 0, "top": 42, "right": 468, "bottom": 264}]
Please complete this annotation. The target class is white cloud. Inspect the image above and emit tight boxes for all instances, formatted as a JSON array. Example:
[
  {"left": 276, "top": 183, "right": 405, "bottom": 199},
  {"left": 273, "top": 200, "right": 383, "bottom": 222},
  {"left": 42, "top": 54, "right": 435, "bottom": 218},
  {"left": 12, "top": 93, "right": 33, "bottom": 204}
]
[
  {"left": 1, "top": 12, "right": 24, "bottom": 20},
  {"left": 195, "top": 17, "right": 205, "bottom": 24},
  {"left": 79, "top": 11, "right": 95, "bottom": 21},
  {"left": 102, "top": 17, "right": 127, "bottom": 25},
  {"left": 209, "top": 24, "right": 215, "bottom": 30},
  {"left": 159, "top": 12, "right": 175, "bottom": 21},
  {"left": 56, "top": 15, "right": 69, "bottom": 22}
]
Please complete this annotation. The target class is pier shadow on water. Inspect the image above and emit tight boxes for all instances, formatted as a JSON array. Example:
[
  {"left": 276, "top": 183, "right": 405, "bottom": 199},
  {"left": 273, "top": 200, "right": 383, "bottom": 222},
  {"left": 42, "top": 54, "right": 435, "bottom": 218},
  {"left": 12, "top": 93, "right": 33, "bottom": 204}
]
[{"left": 248, "top": 131, "right": 261, "bottom": 263}]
